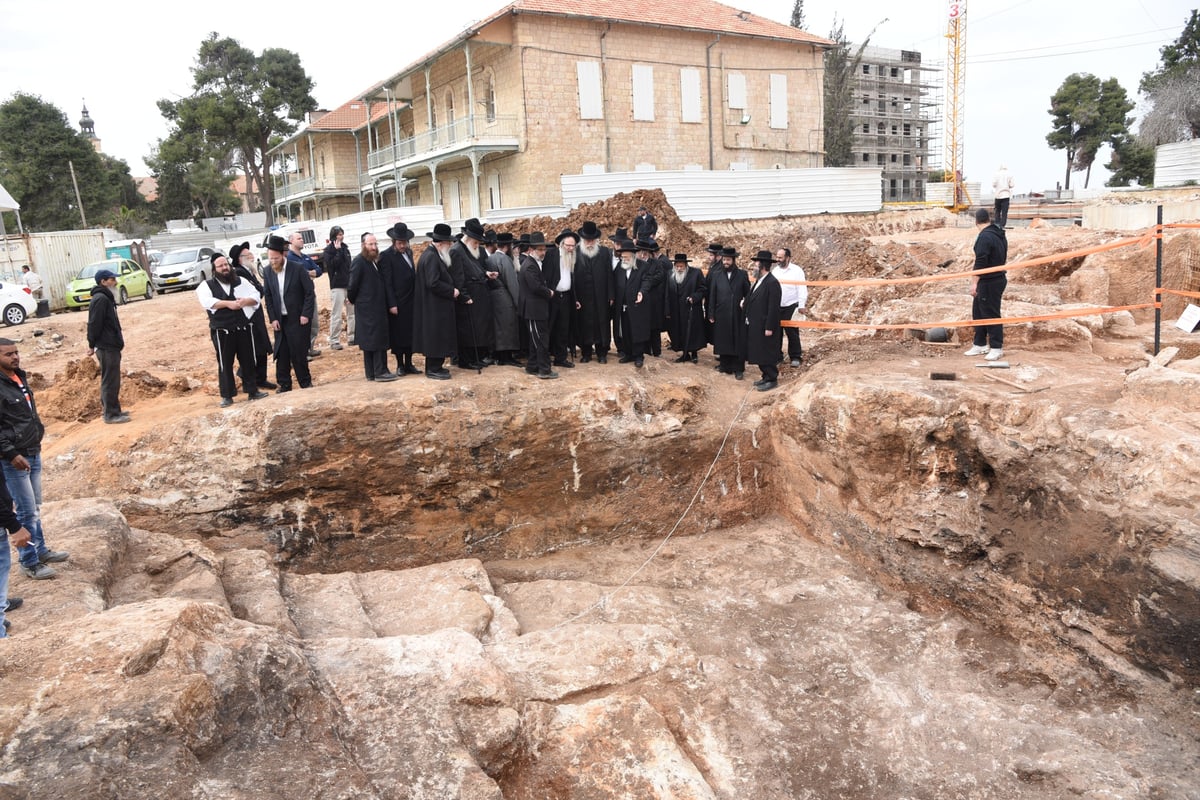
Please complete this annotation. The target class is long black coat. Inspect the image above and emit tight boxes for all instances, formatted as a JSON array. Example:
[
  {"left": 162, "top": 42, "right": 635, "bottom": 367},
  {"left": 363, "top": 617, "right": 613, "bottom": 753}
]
[
  {"left": 413, "top": 246, "right": 457, "bottom": 359},
  {"left": 347, "top": 254, "right": 394, "bottom": 352},
  {"left": 379, "top": 245, "right": 416, "bottom": 351},
  {"left": 519, "top": 254, "right": 552, "bottom": 322},
  {"left": 638, "top": 255, "right": 668, "bottom": 331},
  {"left": 664, "top": 266, "right": 708, "bottom": 352},
  {"left": 262, "top": 262, "right": 316, "bottom": 327},
  {"left": 613, "top": 262, "right": 653, "bottom": 345},
  {"left": 488, "top": 250, "right": 522, "bottom": 351},
  {"left": 449, "top": 241, "right": 495, "bottom": 350},
  {"left": 744, "top": 271, "right": 783, "bottom": 366},
  {"left": 707, "top": 266, "right": 750, "bottom": 357},
  {"left": 574, "top": 246, "right": 613, "bottom": 347}
]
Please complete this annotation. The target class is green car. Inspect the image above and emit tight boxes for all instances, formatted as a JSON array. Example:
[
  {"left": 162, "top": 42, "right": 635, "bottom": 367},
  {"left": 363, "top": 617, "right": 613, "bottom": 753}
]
[{"left": 65, "top": 258, "right": 154, "bottom": 310}]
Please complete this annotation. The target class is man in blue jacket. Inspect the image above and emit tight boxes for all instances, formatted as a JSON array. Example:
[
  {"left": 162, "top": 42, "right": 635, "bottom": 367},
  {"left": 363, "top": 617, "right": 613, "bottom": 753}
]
[{"left": 0, "top": 339, "right": 66, "bottom": 588}]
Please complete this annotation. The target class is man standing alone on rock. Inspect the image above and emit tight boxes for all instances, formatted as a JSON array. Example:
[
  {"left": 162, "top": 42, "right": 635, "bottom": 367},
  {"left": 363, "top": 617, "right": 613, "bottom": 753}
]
[
  {"left": 964, "top": 208, "right": 1008, "bottom": 362},
  {"left": 86, "top": 269, "right": 130, "bottom": 423},
  {"left": 0, "top": 339, "right": 67, "bottom": 585},
  {"left": 197, "top": 254, "right": 268, "bottom": 407}
]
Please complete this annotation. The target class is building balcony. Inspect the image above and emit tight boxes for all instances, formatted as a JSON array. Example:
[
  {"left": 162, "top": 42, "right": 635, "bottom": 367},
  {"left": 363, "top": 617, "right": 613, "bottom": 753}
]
[
  {"left": 366, "top": 114, "right": 520, "bottom": 175},
  {"left": 273, "top": 175, "right": 364, "bottom": 204}
]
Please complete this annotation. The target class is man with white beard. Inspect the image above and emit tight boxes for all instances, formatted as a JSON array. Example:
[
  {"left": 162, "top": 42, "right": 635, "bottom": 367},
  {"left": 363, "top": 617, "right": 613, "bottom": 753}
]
[
  {"left": 613, "top": 240, "right": 652, "bottom": 368},
  {"left": 449, "top": 218, "right": 496, "bottom": 370},
  {"left": 573, "top": 221, "right": 614, "bottom": 363},
  {"left": 413, "top": 224, "right": 460, "bottom": 380},
  {"left": 664, "top": 253, "right": 707, "bottom": 363}
]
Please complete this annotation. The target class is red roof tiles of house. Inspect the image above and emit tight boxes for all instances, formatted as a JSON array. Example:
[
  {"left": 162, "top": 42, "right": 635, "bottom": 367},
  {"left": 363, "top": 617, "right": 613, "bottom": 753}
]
[
  {"left": 309, "top": 99, "right": 391, "bottom": 131},
  {"left": 498, "top": 0, "right": 832, "bottom": 45}
]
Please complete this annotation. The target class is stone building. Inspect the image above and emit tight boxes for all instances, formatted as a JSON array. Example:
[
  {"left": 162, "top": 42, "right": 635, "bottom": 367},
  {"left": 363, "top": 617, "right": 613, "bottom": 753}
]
[
  {"left": 849, "top": 45, "right": 937, "bottom": 203},
  {"left": 269, "top": 0, "right": 830, "bottom": 222}
]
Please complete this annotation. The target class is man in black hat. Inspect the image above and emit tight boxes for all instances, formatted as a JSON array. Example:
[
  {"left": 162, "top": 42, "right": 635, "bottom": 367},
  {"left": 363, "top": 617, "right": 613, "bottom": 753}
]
[
  {"left": 379, "top": 222, "right": 420, "bottom": 375},
  {"left": 348, "top": 233, "right": 399, "bottom": 382},
  {"left": 285, "top": 232, "right": 324, "bottom": 359},
  {"left": 518, "top": 232, "right": 558, "bottom": 380},
  {"left": 745, "top": 251, "right": 783, "bottom": 391},
  {"left": 261, "top": 234, "right": 316, "bottom": 392},
  {"left": 323, "top": 225, "right": 354, "bottom": 351},
  {"left": 449, "top": 218, "right": 496, "bottom": 370},
  {"left": 86, "top": 268, "right": 130, "bottom": 423},
  {"left": 664, "top": 253, "right": 707, "bottom": 363},
  {"left": 634, "top": 238, "right": 666, "bottom": 357},
  {"left": 413, "top": 224, "right": 459, "bottom": 380},
  {"left": 708, "top": 247, "right": 750, "bottom": 380},
  {"left": 545, "top": 228, "right": 578, "bottom": 368},
  {"left": 488, "top": 232, "right": 523, "bottom": 367},
  {"left": 574, "top": 220, "right": 614, "bottom": 363},
  {"left": 196, "top": 253, "right": 269, "bottom": 406},
  {"left": 613, "top": 239, "right": 652, "bottom": 368},
  {"left": 229, "top": 242, "right": 276, "bottom": 390}
]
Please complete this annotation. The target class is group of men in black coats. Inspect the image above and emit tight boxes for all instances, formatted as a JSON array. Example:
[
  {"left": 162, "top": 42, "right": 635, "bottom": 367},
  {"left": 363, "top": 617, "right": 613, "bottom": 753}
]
[{"left": 201, "top": 215, "right": 791, "bottom": 399}]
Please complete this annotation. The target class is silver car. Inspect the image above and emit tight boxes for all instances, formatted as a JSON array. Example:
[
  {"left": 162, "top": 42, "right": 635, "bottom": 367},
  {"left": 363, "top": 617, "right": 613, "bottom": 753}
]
[{"left": 153, "top": 247, "right": 214, "bottom": 292}]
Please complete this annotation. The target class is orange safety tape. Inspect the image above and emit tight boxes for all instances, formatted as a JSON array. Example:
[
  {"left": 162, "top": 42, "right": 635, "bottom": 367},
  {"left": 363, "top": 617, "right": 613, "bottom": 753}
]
[
  {"left": 1163, "top": 222, "right": 1200, "bottom": 230},
  {"left": 772, "top": 230, "right": 1161, "bottom": 288},
  {"left": 1158, "top": 287, "right": 1200, "bottom": 300},
  {"left": 780, "top": 302, "right": 1156, "bottom": 330}
]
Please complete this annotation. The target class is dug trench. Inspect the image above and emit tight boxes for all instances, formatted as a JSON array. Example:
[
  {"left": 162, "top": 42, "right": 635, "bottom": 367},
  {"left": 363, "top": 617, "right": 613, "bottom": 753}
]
[{"left": 52, "top": 338, "right": 1197, "bottom": 690}]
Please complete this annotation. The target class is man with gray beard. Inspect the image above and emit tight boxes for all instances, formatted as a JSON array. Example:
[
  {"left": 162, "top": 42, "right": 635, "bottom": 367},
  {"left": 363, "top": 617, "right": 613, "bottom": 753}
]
[
  {"left": 573, "top": 221, "right": 614, "bottom": 363},
  {"left": 347, "top": 233, "right": 399, "bottom": 382},
  {"left": 488, "top": 232, "right": 524, "bottom": 367},
  {"left": 413, "top": 224, "right": 460, "bottom": 380},
  {"left": 664, "top": 253, "right": 707, "bottom": 363},
  {"left": 449, "top": 218, "right": 496, "bottom": 369}
]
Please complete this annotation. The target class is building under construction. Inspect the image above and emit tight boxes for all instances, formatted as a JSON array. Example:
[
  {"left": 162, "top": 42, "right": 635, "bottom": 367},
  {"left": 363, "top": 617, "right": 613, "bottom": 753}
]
[{"left": 850, "top": 45, "right": 940, "bottom": 203}]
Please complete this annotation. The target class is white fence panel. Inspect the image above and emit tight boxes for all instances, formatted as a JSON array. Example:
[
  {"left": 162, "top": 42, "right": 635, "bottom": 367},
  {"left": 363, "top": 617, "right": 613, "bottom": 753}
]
[
  {"left": 1155, "top": 140, "right": 1200, "bottom": 188},
  {"left": 561, "top": 168, "right": 882, "bottom": 221},
  {"left": 0, "top": 231, "right": 106, "bottom": 311}
]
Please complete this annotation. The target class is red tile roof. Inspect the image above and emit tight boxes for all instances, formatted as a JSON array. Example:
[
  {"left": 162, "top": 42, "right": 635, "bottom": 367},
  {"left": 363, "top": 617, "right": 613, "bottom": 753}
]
[
  {"left": 502, "top": 0, "right": 831, "bottom": 45},
  {"left": 310, "top": 99, "right": 392, "bottom": 131}
]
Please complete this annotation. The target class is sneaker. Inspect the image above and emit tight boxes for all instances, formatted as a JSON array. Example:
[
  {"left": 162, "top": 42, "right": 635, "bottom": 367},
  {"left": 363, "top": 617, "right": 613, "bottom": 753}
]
[
  {"left": 963, "top": 345, "right": 990, "bottom": 357},
  {"left": 984, "top": 348, "right": 1004, "bottom": 361},
  {"left": 20, "top": 563, "right": 56, "bottom": 580},
  {"left": 40, "top": 550, "right": 69, "bottom": 563},
  {"left": 5, "top": 596, "right": 22, "bottom": 612}
]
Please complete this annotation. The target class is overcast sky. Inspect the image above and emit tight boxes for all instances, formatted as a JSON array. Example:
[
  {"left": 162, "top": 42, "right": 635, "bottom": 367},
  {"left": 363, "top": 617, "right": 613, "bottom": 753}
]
[{"left": 1, "top": 0, "right": 1192, "bottom": 197}]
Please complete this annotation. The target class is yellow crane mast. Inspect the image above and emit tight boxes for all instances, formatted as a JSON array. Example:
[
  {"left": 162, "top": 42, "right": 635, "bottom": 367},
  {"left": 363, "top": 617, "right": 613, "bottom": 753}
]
[{"left": 945, "top": 0, "right": 971, "bottom": 211}]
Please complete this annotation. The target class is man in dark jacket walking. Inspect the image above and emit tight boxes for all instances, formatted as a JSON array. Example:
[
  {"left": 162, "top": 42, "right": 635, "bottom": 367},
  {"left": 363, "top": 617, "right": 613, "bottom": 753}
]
[
  {"left": 0, "top": 338, "right": 66, "bottom": 588},
  {"left": 86, "top": 269, "right": 129, "bottom": 423},
  {"left": 323, "top": 225, "right": 354, "bottom": 350},
  {"left": 348, "top": 233, "right": 399, "bottom": 382}
]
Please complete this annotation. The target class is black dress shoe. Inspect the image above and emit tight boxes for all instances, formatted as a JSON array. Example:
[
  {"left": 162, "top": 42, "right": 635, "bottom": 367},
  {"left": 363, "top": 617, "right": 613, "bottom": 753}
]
[
  {"left": 259, "top": 380, "right": 277, "bottom": 390},
  {"left": 757, "top": 380, "right": 778, "bottom": 392},
  {"left": 537, "top": 371, "right": 559, "bottom": 380},
  {"left": 634, "top": 359, "right": 644, "bottom": 368},
  {"left": 375, "top": 373, "right": 399, "bottom": 382},
  {"left": 690, "top": 354, "right": 699, "bottom": 363},
  {"left": 247, "top": 391, "right": 269, "bottom": 400},
  {"left": 554, "top": 360, "right": 575, "bottom": 368},
  {"left": 734, "top": 372, "right": 744, "bottom": 380},
  {"left": 403, "top": 365, "right": 421, "bottom": 375},
  {"left": 219, "top": 397, "right": 233, "bottom": 408},
  {"left": 597, "top": 355, "right": 608, "bottom": 364},
  {"left": 275, "top": 385, "right": 293, "bottom": 393},
  {"left": 618, "top": 354, "right": 632, "bottom": 363},
  {"left": 580, "top": 355, "right": 591, "bottom": 363},
  {"left": 674, "top": 354, "right": 689, "bottom": 363},
  {"left": 425, "top": 371, "right": 451, "bottom": 380},
  {"left": 5, "top": 596, "right": 22, "bottom": 612}
]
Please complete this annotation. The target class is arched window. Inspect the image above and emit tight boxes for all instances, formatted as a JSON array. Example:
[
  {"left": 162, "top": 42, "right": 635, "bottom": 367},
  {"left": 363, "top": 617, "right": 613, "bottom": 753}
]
[
  {"left": 445, "top": 89, "right": 457, "bottom": 142},
  {"left": 484, "top": 73, "right": 497, "bottom": 123}
]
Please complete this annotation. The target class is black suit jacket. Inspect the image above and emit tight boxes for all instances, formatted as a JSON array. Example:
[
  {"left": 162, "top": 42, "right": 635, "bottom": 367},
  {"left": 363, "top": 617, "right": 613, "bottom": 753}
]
[
  {"left": 519, "top": 254, "right": 553, "bottom": 321},
  {"left": 262, "top": 261, "right": 316, "bottom": 325}
]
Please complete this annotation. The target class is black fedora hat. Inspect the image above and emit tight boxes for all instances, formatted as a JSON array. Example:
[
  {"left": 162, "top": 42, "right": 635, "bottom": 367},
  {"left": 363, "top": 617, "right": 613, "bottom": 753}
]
[
  {"left": 706, "top": 242, "right": 723, "bottom": 254},
  {"left": 635, "top": 238, "right": 660, "bottom": 252},
  {"left": 461, "top": 218, "right": 486, "bottom": 241},
  {"left": 495, "top": 232, "right": 514, "bottom": 245},
  {"left": 615, "top": 239, "right": 637, "bottom": 253},
  {"left": 720, "top": 246, "right": 738, "bottom": 259},
  {"left": 749, "top": 250, "right": 776, "bottom": 264},
  {"left": 555, "top": 228, "right": 578, "bottom": 245},
  {"left": 266, "top": 235, "right": 289, "bottom": 253},
  {"left": 612, "top": 227, "right": 629, "bottom": 241},
  {"left": 672, "top": 253, "right": 691, "bottom": 263},
  {"left": 484, "top": 229, "right": 497, "bottom": 245},
  {"left": 427, "top": 223, "right": 454, "bottom": 242},
  {"left": 228, "top": 241, "right": 248, "bottom": 264},
  {"left": 386, "top": 222, "right": 415, "bottom": 241},
  {"left": 578, "top": 220, "right": 602, "bottom": 239},
  {"left": 527, "top": 231, "right": 548, "bottom": 246}
]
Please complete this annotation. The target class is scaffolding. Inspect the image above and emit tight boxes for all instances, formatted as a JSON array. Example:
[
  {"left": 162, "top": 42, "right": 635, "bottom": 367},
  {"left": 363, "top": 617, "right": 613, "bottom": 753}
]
[{"left": 849, "top": 45, "right": 942, "bottom": 203}]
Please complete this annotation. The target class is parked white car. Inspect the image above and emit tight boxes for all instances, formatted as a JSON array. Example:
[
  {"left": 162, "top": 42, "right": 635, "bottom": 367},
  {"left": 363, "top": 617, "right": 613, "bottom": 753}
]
[
  {"left": 153, "top": 247, "right": 215, "bottom": 293},
  {"left": 0, "top": 281, "right": 37, "bottom": 326}
]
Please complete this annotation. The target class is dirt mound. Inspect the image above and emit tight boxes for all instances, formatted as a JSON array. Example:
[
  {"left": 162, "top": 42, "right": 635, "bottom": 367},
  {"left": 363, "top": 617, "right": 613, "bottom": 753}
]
[{"left": 37, "top": 358, "right": 182, "bottom": 423}]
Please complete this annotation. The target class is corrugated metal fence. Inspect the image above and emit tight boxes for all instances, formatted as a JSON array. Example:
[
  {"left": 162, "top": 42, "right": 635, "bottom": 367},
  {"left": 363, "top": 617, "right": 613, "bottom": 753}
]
[
  {"left": 1155, "top": 140, "right": 1200, "bottom": 188},
  {"left": 0, "top": 230, "right": 106, "bottom": 311},
  {"left": 561, "top": 168, "right": 883, "bottom": 221}
]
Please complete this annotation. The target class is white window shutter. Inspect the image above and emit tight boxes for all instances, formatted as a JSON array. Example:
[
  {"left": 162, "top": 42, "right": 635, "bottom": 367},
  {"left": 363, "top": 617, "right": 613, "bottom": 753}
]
[
  {"left": 769, "top": 73, "right": 788, "bottom": 129},
  {"left": 577, "top": 61, "right": 603, "bottom": 120},
  {"left": 633, "top": 64, "right": 655, "bottom": 121},
  {"left": 680, "top": 68, "right": 701, "bottom": 123},
  {"left": 727, "top": 73, "right": 746, "bottom": 110}
]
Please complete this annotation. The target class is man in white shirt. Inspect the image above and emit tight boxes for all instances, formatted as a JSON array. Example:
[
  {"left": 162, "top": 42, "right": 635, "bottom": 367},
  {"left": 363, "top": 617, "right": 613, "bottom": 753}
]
[
  {"left": 992, "top": 165, "right": 1015, "bottom": 228},
  {"left": 197, "top": 253, "right": 268, "bottom": 407},
  {"left": 20, "top": 266, "right": 43, "bottom": 300},
  {"left": 773, "top": 248, "right": 808, "bottom": 367}
]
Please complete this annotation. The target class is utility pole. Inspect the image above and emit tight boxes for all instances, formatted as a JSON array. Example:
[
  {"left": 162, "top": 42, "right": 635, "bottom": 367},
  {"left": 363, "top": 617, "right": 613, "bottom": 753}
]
[{"left": 68, "top": 159, "right": 87, "bottom": 227}]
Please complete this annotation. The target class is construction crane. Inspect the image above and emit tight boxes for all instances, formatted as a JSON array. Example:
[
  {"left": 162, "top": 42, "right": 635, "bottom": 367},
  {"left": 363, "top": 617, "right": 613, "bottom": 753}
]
[{"left": 945, "top": 0, "right": 971, "bottom": 211}]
